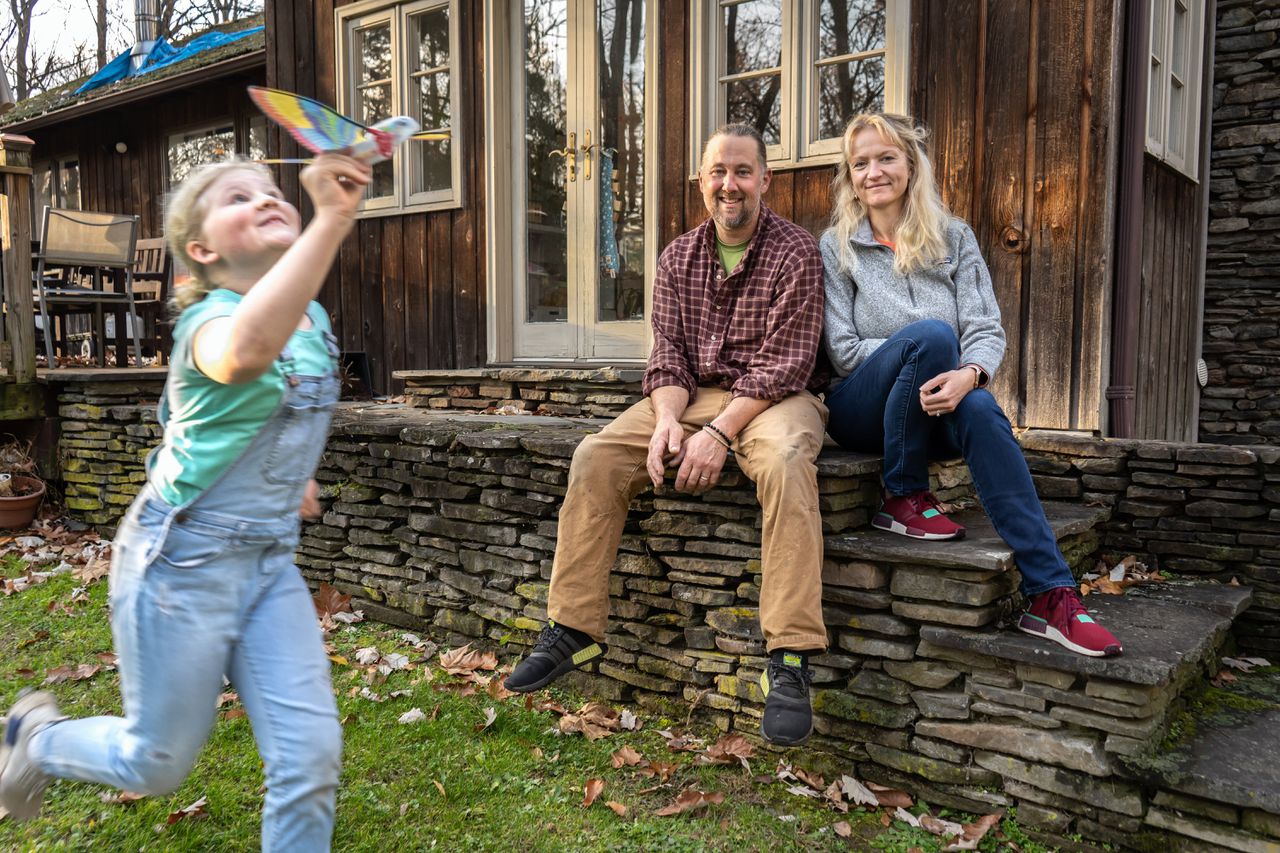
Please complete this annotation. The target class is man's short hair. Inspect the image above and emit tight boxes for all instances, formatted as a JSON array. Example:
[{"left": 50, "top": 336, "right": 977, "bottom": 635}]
[{"left": 703, "top": 123, "right": 769, "bottom": 171}]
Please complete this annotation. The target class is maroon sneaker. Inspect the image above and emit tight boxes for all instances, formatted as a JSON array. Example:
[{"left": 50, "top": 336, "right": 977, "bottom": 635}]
[
  {"left": 872, "top": 491, "right": 966, "bottom": 540},
  {"left": 1018, "top": 587, "right": 1123, "bottom": 657}
]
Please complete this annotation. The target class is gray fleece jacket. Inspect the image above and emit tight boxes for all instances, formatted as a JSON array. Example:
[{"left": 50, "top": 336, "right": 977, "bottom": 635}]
[{"left": 819, "top": 218, "right": 1006, "bottom": 386}]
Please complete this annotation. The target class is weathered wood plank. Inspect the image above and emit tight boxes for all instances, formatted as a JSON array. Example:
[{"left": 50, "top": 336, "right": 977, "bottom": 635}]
[
  {"left": 403, "top": 214, "right": 429, "bottom": 370},
  {"left": 792, "top": 166, "right": 833, "bottom": 237},
  {"left": 765, "top": 168, "right": 794, "bottom": 223},
  {"left": 658, "top": 0, "right": 688, "bottom": 247},
  {"left": 976, "top": 0, "right": 1031, "bottom": 422},
  {"left": 925, "top": 0, "right": 979, "bottom": 223},
  {"left": 359, "top": 218, "right": 385, "bottom": 391},
  {"left": 380, "top": 216, "right": 406, "bottom": 394},
  {"left": 1023, "top": 0, "right": 1085, "bottom": 428},
  {"left": 428, "top": 213, "right": 454, "bottom": 368}
]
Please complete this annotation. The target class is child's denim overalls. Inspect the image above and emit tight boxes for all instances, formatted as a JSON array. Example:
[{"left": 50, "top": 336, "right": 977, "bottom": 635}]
[{"left": 32, "top": 309, "right": 343, "bottom": 852}]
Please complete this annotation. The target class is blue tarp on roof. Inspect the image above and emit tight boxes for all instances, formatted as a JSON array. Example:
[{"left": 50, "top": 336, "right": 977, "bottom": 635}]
[{"left": 74, "top": 26, "right": 264, "bottom": 95}]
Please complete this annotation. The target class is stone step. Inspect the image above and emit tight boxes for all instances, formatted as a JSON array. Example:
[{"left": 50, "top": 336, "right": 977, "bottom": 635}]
[
  {"left": 825, "top": 501, "right": 1109, "bottom": 571},
  {"left": 920, "top": 581, "right": 1252, "bottom": 687},
  {"left": 1119, "top": 667, "right": 1280, "bottom": 852}
]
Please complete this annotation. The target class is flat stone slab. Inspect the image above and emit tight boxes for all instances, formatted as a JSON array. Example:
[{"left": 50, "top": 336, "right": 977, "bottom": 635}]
[
  {"left": 921, "top": 583, "right": 1245, "bottom": 686},
  {"left": 824, "top": 502, "right": 1109, "bottom": 570},
  {"left": 1131, "top": 667, "right": 1280, "bottom": 815}
]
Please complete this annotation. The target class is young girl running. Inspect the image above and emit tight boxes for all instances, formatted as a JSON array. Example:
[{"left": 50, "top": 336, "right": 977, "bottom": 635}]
[{"left": 0, "top": 152, "right": 370, "bottom": 850}]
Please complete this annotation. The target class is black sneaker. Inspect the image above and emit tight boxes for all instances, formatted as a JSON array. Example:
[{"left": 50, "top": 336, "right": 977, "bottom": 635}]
[
  {"left": 759, "top": 650, "right": 814, "bottom": 746},
  {"left": 504, "top": 620, "right": 607, "bottom": 693}
]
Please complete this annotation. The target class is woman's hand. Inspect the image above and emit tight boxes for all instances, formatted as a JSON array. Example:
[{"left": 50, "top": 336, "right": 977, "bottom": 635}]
[
  {"left": 673, "top": 429, "right": 728, "bottom": 495},
  {"left": 919, "top": 369, "right": 976, "bottom": 416},
  {"left": 300, "top": 153, "right": 372, "bottom": 224},
  {"left": 300, "top": 478, "right": 323, "bottom": 519}
]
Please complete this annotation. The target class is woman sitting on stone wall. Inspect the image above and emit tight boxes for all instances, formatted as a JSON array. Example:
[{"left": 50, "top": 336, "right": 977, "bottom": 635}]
[{"left": 819, "top": 112, "right": 1122, "bottom": 658}]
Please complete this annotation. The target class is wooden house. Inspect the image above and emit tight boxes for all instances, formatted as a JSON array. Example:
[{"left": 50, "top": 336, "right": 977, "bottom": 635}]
[
  {"left": 0, "top": 17, "right": 266, "bottom": 243},
  {"left": 5, "top": 2, "right": 1216, "bottom": 441}
]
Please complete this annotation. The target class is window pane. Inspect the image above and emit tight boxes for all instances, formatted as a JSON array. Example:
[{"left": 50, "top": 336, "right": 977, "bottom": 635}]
[
  {"left": 168, "top": 125, "right": 235, "bottom": 185},
  {"left": 417, "top": 71, "right": 450, "bottom": 129},
  {"left": 357, "top": 23, "right": 391, "bottom": 83},
  {"left": 356, "top": 82, "right": 392, "bottom": 125},
  {"left": 817, "top": 55, "right": 884, "bottom": 138},
  {"left": 723, "top": 0, "right": 782, "bottom": 76},
  {"left": 1167, "top": 77, "right": 1186, "bottom": 159},
  {"left": 247, "top": 115, "right": 268, "bottom": 162},
  {"left": 1147, "top": 56, "right": 1165, "bottom": 139},
  {"left": 32, "top": 165, "right": 52, "bottom": 225},
  {"left": 819, "top": 0, "right": 885, "bottom": 60},
  {"left": 725, "top": 73, "right": 782, "bottom": 144},
  {"left": 414, "top": 138, "right": 452, "bottom": 194},
  {"left": 1170, "top": 2, "right": 1188, "bottom": 79},
  {"left": 524, "top": 0, "right": 569, "bottom": 323},
  {"left": 59, "top": 161, "right": 81, "bottom": 210},
  {"left": 413, "top": 8, "right": 449, "bottom": 69},
  {"left": 597, "top": 0, "right": 646, "bottom": 323}
]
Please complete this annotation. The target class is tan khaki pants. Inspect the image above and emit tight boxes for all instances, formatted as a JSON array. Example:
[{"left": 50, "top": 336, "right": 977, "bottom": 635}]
[{"left": 547, "top": 388, "right": 829, "bottom": 652}]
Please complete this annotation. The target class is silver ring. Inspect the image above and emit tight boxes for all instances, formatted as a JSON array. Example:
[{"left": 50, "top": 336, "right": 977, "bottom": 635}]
[{"left": 699, "top": 475, "right": 709, "bottom": 480}]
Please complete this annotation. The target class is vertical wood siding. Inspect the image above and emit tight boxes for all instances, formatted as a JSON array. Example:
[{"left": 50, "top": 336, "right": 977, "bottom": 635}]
[
  {"left": 1136, "top": 158, "right": 1201, "bottom": 441},
  {"left": 23, "top": 70, "right": 265, "bottom": 239},
  {"left": 266, "top": 0, "right": 486, "bottom": 394}
]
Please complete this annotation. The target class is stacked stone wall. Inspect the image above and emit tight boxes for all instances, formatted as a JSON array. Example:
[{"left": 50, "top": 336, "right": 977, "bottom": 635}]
[
  {"left": 1020, "top": 431, "right": 1280, "bottom": 653},
  {"left": 399, "top": 367, "right": 644, "bottom": 417},
  {"left": 54, "top": 379, "right": 165, "bottom": 528},
  {"left": 1201, "top": 0, "right": 1280, "bottom": 443}
]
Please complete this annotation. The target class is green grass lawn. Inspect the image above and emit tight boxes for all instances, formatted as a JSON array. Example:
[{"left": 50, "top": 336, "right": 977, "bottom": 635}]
[{"left": 0, "top": 547, "right": 1046, "bottom": 852}]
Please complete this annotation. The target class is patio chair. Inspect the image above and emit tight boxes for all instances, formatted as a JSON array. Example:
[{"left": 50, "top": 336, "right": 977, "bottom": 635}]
[
  {"left": 131, "top": 237, "right": 173, "bottom": 363},
  {"left": 33, "top": 206, "right": 142, "bottom": 367}
]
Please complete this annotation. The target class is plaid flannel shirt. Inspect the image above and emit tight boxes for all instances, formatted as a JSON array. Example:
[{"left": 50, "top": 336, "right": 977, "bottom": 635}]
[{"left": 643, "top": 206, "right": 828, "bottom": 401}]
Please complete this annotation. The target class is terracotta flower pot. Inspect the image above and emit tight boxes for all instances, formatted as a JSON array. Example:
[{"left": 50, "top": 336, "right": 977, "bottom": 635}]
[{"left": 0, "top": 475, "right": 46, "bottom": 529}]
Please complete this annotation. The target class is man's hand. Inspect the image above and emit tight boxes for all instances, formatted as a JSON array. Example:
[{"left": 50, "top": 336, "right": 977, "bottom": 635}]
[
  {"left": 300, "top": 478, "right": 323, "bottom": 519},
  {"left": 674, "top": 429, "right": 729, "bottom": 495},
  {"left": 919, "top": 369, "right": 975, "bottom": 417},
  {"left": 646, "top": 416, "right": 685, "bottom": 487}
]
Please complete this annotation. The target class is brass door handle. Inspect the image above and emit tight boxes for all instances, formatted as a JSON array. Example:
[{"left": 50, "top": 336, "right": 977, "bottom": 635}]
[
  {"left": 549, "top": 131, "right": 577, "bottom": 182},
  {"left": 579, "top": 129, "right": 596, "bottom": 180}
]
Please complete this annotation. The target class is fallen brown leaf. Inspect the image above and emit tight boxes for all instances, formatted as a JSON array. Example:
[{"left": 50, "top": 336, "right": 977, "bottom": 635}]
[
  {"left": 100, "top": 790, "right": 145, "bottom": 805},
  {"left": 653, "top": 787, "right": 724, "bottom": 817},
  {"left": 166, "top": 795, "right": 209, "bottom": 825},
  {"left": 582, "top": 778, "right": 605, "bottom": 808},
  {"left": 793, "top": 767, "right": 825, "bottom": 791},
  {"left": 605, "top": 800, "right": 628, "bottom": 817},
  {"left": 866, "top": 781, "right": 913, "bottom": 809},
  {"left": 833, "top": 820, "right": 852, "bottom": 838},
  {"left": 16, "top": 630, "right": 49, "bottom": 649},
  {"left": 636, "top": 760, "right": 680, "bottom": 782},
  {"left": 432, "top": 780, "right": 446, "bottom": 798},
  {"left": 43, "top": 663, "right": 101, "bottom": 685},
  {"left": 698, "top": 733, "right": 755, "bottom": 771},
  {"left": 475, "top": 706, "right": 497, "bottom": 732},
  {"left": 486, "top": 678, "right": 516, "bottom": 701},
  {"left": 611, "top": 745, "right": 646, "bottom": 768},
  {"left": 313, "top": 582, "right": 352, "bottom": 619},
  {"left": 439, "top": 644, "right": 498, "bottom": 679},
  {"left": 559, "top": 702, "right": 622, "bottom": 740}
]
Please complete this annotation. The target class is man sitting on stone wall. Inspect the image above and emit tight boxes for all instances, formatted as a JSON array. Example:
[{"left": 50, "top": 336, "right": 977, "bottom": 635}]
[{"left": 504, "top": 124, "right": 830, "bottom": 746}]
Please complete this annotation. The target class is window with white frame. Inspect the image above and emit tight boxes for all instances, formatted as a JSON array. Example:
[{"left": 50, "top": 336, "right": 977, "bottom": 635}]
[
  {"left": 1145, "top": 0, "right": 1205, "bottom": 179},
  {"left": 336, "top": 0, "right": 461, "bottom": 215},
  {"left": 690, "top": 0, "right": 908, "bottom": 170},
  {"left": 167, "top": 123, "right": 237, "bottom": 185},
  {"left": 31, "top": 156, "right": 81, "bottom": 223}
]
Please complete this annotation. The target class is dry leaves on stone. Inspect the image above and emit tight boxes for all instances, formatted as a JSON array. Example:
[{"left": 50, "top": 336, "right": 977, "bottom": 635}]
[
  {"left": 697, "top": 733, "right": 755, "bottom": 772},
  {"left": 1080, "top": 554, "right": 1165, "bottom": 596},
  {"left": 653, "top": 787, "right": 725, "bottom": 817},
  {"left": 166, "top": 796, "right": 209, "bottom": 825}
]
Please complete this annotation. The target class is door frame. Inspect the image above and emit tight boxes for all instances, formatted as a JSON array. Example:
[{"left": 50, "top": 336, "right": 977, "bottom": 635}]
[{"left": 483, "top": 0, "right": 658, "bottom": 365}]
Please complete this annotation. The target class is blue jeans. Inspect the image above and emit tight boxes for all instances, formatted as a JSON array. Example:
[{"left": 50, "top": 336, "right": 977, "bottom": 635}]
[
  {"left": 29, "top": 342, "right": 342, "bottom": 851},
  {"left": 826, "top": 319, "right": 1075, "bottom": 596}
]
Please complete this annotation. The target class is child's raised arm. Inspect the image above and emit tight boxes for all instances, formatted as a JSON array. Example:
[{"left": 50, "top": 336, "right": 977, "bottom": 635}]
[{"left": 193, "top": 153, "right": 371, "bottom": 384}]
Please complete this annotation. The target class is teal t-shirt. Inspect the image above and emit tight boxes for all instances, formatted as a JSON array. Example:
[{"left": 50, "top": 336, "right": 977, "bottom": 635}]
[{"left": 149, "top": 289, "right": 335, "bottom": 506}]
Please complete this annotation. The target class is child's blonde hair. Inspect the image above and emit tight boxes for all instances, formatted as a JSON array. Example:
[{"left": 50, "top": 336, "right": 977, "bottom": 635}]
[
  {"left": 828, "top": 113, "right": 951, "bottom": 277},
  {"left": 164, "top": 157, "right": 275, "bottom": 311}
]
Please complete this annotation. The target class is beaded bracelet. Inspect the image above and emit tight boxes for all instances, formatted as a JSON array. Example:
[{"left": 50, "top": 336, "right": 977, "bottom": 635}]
[{"left": 703, "top": 423, "right": 735, "bottom": 456}]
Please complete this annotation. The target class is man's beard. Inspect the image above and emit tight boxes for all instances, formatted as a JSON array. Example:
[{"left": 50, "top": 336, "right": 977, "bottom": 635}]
[{"left": 713, "top": 196, "right": 753, "bottom": 231}]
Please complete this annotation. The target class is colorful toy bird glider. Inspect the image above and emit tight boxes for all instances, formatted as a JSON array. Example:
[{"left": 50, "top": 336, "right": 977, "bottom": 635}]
[{"left": 247, "top": 86, "right": 447, "bottom": 165}]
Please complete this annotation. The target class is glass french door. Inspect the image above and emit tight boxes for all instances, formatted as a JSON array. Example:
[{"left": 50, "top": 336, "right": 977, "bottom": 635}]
[{"left": 513, "top": 0, "right": 650, "bottom": 360}]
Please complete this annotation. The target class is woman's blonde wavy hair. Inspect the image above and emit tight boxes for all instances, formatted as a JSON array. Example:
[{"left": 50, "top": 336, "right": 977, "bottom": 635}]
[
  {"left": 164, "top": 157, "right": 274, "bottom": 311},
  {"left": 828, "top": 113, "right": 950, "bottom": 277}
]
